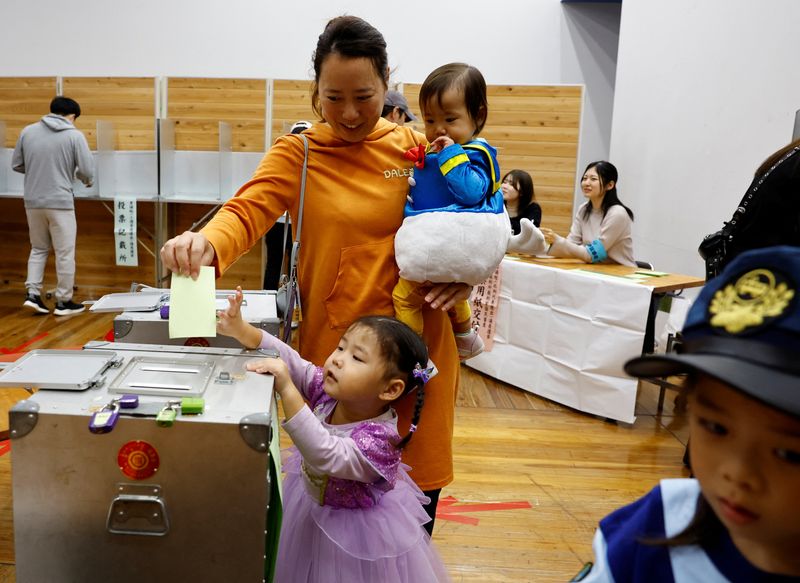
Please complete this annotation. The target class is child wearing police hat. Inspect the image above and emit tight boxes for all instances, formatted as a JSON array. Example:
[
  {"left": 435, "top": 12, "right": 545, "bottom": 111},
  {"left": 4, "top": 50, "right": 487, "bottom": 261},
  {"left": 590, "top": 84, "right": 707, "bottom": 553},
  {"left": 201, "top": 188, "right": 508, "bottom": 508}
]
[{"left": 576, "top": 245, "right": 800, "bottom": 582}]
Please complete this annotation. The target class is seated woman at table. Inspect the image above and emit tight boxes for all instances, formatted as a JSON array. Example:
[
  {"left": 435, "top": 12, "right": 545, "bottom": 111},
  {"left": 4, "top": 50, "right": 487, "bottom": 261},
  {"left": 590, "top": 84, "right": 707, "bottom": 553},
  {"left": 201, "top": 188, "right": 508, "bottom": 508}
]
[
  {"left": 501, "top": 169, "right": 542, "bottom": 233},
  {"left": 541, "top": 160, "right": 635, "bottom": 266}
]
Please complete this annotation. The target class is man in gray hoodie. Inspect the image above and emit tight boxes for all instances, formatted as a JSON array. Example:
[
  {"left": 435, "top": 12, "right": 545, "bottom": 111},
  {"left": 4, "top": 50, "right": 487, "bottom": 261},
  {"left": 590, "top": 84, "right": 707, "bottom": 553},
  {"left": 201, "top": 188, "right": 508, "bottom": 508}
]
[{"left": 12, "top": 96, "right": 94, "bottom": 316}]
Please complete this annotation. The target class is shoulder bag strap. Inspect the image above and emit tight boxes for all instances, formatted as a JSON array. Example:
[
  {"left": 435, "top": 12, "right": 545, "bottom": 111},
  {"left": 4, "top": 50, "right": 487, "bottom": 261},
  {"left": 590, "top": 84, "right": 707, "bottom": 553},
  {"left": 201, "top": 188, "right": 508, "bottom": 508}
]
[
  {"left": 727, "top": 145, "right": 800, "bottom": 232},
  {"left": 279, "top": 134, "right": 309, "bottom": 280},
  {"left": 281, "top": 134, "right": 309, "bottom": 343},
  {"left": 290, "top": 134, "right": 310, "bottom": 263}
]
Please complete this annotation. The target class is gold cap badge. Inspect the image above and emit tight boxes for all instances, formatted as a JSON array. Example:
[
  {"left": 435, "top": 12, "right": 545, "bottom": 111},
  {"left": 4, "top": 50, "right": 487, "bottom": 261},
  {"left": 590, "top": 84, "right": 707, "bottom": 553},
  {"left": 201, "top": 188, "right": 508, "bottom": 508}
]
[{"left": 709, "top": 268, "right": 795, "bottom": 334}]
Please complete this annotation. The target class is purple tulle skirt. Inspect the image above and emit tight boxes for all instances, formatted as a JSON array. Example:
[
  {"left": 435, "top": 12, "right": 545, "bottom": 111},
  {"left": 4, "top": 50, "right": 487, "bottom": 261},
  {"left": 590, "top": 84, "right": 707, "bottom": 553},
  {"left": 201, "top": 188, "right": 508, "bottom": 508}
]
[{"left": 274, "top": 449, "right": 451, "bottom": 582}]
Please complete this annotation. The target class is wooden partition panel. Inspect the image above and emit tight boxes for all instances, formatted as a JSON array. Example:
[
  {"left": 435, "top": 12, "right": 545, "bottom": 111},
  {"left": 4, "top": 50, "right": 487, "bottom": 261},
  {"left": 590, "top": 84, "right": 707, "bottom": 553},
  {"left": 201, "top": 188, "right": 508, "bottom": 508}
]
[
  {"left": 62, "top": 77, "right": 156, "bottom": 151},
  {"left": 0, "top": 198, "right": 156, "bottom": 297},
  {"left": 271, "top": 79, "right": 316, "bottom": 142},
  {"left": 0, "top": 197, "right": 263, "bottom": 294},
  {"left": 166, "top": 78, "right": 268, "bottom": 287},
  {"left": 0, "top": 77, "right": 57, "bottom": 147},
  {"left": 402, "top": 84, "right": 582, "bottom": 235},
  {"left": 167, "top": 202, "right": 265, "bottom": 291},
  {"left": 168, "top": 78, "right": 266, "bottom": 152}
]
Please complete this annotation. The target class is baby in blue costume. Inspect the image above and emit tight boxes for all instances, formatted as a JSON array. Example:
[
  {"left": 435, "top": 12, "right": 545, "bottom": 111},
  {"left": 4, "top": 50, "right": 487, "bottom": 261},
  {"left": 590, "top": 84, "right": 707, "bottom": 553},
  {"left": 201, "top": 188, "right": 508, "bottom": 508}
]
[{"left": 393, "top": 63, "right": 544, "bottom": 360}]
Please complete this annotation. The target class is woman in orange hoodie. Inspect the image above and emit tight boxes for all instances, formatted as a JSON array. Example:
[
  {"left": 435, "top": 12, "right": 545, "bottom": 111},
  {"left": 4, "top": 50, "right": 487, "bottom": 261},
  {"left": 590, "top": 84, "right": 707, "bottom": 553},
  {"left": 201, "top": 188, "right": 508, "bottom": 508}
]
[{"left": 160, "top": 15, "right": 469, "bottom": 535}]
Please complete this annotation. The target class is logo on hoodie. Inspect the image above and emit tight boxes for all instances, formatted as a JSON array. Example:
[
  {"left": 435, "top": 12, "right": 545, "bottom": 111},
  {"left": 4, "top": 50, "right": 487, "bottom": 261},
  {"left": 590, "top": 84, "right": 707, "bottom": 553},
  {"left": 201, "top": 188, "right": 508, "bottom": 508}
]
[{"left": 383, "top": 167, "right": 414, "bottom": 180}]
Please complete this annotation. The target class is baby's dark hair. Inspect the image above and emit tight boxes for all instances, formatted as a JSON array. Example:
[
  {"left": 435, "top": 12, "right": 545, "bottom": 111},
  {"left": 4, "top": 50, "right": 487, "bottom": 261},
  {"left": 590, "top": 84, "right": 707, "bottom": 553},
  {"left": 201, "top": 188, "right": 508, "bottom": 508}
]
[
  {"left": 348, "top": 316, "right": 430, "bottom": 449},
  {"left": 419, "top": 62, "right": 488, "bottom": 135}
]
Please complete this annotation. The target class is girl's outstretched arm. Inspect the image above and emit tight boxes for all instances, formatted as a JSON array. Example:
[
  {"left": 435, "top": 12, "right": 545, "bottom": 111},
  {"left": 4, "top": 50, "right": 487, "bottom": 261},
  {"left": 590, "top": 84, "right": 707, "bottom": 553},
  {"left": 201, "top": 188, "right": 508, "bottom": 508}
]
[{"left": 217, "top": 286, "right": 263, "bottom": 349}]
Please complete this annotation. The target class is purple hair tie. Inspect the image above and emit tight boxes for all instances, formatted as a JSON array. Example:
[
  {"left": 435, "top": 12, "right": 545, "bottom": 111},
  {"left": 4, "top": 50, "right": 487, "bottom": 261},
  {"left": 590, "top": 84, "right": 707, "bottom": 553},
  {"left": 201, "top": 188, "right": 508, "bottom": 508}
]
[
  {"left": 409, "top": 424, "right": 418, "bottom": 433},
  {"left": 412, "top": 363, "right": 432, "bottom": 385}
]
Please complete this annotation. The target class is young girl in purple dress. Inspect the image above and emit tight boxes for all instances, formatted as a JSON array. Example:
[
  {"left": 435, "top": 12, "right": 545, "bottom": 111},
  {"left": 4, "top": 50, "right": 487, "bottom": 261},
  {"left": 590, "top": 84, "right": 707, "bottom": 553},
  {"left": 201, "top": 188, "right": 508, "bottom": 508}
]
[{"left": 219, "top": 290, "right": 450, "bottom": 582}]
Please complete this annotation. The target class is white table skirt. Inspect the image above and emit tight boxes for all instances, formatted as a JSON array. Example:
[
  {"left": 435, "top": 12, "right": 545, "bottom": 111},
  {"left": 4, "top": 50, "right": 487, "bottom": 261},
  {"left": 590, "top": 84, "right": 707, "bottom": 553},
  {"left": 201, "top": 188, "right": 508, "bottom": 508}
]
[{"left": 467, "top": 258, "right": 653, "bottom": 423}]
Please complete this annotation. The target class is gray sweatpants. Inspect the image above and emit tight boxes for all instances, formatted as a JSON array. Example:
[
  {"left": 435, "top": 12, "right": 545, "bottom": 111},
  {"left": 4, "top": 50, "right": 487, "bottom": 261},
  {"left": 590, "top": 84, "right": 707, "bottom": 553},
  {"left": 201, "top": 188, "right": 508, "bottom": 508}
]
[{"left": 25, "top": 208, "right": 77, "bottom": 302}]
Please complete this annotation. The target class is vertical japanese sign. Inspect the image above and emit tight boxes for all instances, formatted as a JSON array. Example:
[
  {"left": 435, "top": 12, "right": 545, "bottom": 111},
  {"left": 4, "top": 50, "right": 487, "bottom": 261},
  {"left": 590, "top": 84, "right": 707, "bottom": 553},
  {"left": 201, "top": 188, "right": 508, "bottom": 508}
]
[
  {"left": 470, "top": 263, "right": 502, "bottom": 352},
  {"left": 114, "top": 197, "right": 138, "bottom": 266}
]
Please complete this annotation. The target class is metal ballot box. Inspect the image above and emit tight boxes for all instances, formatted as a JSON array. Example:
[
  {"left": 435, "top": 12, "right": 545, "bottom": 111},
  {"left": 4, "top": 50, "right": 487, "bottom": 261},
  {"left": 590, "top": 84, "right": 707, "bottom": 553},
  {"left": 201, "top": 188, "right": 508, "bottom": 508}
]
[
  {"left": 1, "top": 342, "right": 278, "bottom": 583},
  {"left": 93, "top": 287, "right": 279, "bottom": 348}
]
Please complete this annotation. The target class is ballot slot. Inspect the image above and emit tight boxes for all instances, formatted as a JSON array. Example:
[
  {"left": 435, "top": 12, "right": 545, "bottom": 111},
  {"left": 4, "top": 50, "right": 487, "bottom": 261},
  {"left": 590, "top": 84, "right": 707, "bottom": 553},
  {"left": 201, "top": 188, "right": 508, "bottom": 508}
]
[{"left": 107, "top": 356, "right": 215, "bottom": 397}]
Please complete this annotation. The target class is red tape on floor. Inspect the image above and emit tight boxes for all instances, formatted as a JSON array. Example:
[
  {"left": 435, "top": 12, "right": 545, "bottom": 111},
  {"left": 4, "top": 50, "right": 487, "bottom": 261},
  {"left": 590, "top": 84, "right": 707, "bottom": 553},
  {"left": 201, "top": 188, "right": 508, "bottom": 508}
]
[
  {"left": 435, "top": 495, "right": 533, "bottom": 526},
  {"left": 0, "top": 332, "right": 49, "bottom": 354},
  {"left": 0, "top": 440, "right": 10, "bottom": 457}
]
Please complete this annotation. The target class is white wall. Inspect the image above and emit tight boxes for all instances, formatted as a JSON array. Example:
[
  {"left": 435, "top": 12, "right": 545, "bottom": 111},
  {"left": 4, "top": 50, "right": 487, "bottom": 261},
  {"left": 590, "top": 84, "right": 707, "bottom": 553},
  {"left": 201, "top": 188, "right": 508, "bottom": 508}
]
[
  {"left": 560, "top": 3, "right": 622, "bottom": 205},
  {"left": 610, "top": 0, "right": 800, "bottom": 277},
  {"left": 0, "top": 0, "right": 565, "bottom": 83}
]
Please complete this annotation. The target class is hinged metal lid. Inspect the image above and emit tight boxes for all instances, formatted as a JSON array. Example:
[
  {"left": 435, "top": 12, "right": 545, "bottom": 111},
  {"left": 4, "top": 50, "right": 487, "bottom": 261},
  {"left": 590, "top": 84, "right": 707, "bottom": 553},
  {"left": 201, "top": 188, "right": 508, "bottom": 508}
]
[
  {"left": 89, "top": 291, "right": 166, "bottom": 313},
  {"left": 0, "top": 350, "right": 121, "bottom": 391}
]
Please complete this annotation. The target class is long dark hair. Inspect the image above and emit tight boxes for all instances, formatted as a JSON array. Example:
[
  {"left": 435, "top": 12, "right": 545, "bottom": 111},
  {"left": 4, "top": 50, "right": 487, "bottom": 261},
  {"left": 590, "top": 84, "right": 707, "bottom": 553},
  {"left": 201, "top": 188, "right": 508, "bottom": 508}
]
[
  {"left": 348, "top": 316, "right": 429, "bottom": 450},
  {"left": 310, "top": 15, "right": 389, "bottom": 120},
  {"left": 502, "top": 169, "right": 535, "bottom": 215},
  {"left": 755, "top": 137, "right": 800, "bottom": 177},
  {"left": 649, "top": 494, "right": 725, "bottom": 548},
  {"left": 580, "top": 161, "right": 634, "bottom": 221}
]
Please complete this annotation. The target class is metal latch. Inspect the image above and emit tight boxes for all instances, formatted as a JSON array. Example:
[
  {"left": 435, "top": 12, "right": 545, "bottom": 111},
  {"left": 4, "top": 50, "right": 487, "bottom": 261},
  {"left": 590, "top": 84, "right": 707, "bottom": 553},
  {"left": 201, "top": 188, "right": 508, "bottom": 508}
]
[{"left": 215, "top": 370, "right": 233, "bottom": 385}]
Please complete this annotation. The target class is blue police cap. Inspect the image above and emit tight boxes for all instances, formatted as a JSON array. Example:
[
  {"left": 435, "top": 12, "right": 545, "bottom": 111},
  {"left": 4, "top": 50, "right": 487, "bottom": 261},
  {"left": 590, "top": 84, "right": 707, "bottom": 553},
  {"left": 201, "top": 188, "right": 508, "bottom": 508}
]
[{"left": 625, "top": 246, "right": 800, "bottom": 416}]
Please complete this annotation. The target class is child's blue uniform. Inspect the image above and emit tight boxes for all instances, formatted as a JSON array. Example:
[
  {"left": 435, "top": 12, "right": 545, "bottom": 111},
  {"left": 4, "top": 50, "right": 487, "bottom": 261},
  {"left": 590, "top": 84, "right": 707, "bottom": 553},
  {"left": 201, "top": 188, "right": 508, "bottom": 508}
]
[{"left": 583, "top": 478, "right": 796, "bottom": 582}]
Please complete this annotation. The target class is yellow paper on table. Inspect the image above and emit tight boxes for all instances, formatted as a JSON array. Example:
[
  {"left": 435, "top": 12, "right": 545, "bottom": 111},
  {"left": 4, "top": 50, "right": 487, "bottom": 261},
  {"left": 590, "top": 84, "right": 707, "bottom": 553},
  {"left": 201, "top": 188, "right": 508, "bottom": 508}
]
[{"left": 168, "top": 266, "right": 217, "bottom": 338}]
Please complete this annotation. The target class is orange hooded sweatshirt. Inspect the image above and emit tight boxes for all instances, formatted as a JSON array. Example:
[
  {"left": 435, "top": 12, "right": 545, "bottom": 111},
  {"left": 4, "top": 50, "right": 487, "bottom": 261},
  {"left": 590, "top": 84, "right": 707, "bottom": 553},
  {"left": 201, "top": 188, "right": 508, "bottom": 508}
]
[{"left": 201, "top": 119, "right": 458, "bottom": 490}]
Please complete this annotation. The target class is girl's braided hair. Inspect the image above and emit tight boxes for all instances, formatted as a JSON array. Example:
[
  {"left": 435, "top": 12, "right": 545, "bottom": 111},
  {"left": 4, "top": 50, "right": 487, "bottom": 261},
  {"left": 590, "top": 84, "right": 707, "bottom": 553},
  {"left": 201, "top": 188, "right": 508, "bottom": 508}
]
[{"left": 348, "top": 316, "right": 430, "bottom": 449}]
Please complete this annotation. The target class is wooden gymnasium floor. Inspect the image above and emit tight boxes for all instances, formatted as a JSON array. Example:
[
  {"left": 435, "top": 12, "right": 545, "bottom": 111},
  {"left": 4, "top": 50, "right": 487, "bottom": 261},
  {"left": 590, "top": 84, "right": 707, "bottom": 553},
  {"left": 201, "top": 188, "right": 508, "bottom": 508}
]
[{"left": 0, "top": 285, "right": 689, "bottom": 583}]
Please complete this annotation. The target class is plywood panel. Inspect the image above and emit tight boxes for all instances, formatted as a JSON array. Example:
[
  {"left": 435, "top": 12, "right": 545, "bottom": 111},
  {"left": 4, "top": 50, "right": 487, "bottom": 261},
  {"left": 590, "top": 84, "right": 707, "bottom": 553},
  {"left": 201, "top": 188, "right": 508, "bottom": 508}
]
[
  {"left": 0, "top": 197, "right": 263, "bottom": 300},
  {"left": 0, "top": 77, "right": 57, "bottom": 147},
  {"left": 271, "top": 79, "right": 316, "bottom": 142},
  {"left": 0, "top": 198, "right": 157, "bottom": 297},
  {"left": 61, "top": 77, "right": 156, "bottom": 151},
  {"left": 167, "top": 78, "right": 266, "bottom": 153},
  {"left": 170, "top": 203, "right": 264, "bottom": 290},
  {"left": 486, "top": 85, "right": 583, "bottom": 98},
  {"left": 404, "top": 83, "right": 582, "bottom": 233}
]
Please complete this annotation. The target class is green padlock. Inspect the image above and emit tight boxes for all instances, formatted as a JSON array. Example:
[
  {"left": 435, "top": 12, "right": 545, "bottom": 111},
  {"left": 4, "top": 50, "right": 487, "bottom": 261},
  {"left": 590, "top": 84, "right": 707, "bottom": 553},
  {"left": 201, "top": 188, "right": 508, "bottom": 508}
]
[{"left": 156, "top": 404, "right": 178, "bottom": 427}]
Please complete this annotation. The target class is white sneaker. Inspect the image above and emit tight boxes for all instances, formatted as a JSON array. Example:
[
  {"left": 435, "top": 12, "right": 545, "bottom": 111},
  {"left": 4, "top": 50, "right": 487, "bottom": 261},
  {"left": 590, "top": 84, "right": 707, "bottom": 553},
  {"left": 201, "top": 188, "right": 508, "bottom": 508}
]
[
  {"left": 54, "top": 300, "right": 86, "bottom": 316},
  {"left": 455, "top": 327, "right": 485, "bottom": 361},
  {"left": 23, "top": 293, "right": 50, "bottom": 315}
]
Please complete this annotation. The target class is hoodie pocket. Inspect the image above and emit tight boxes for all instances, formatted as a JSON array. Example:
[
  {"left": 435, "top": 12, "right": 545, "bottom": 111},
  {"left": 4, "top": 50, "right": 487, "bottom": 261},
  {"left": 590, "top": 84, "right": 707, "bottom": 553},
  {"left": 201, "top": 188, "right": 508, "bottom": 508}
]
[{"left": 324, "top": 236, "right": 398, "bottom": 330}]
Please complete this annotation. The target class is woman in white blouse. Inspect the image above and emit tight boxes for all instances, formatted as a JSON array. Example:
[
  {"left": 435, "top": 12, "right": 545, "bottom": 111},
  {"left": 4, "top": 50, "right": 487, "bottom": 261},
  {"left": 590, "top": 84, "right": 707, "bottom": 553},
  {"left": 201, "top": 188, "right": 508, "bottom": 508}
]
[{"left": 541, "top": 161, "right": 635, "bottom": 266}]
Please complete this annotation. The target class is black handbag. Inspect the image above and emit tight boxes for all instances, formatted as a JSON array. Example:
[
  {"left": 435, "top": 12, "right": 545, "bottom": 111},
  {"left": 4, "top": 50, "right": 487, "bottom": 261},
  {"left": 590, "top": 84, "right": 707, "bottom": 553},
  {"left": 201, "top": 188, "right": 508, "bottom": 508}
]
[
  {"left": 276, "top": 134, "right": 309, "bottom": 343},
  {"left": 698, "top": 223, "right": 734, "bottom": 281}
]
